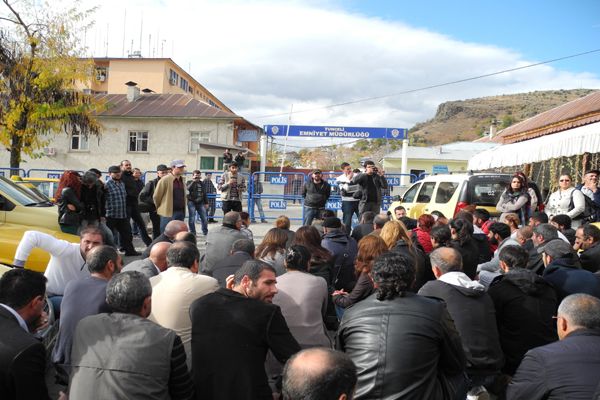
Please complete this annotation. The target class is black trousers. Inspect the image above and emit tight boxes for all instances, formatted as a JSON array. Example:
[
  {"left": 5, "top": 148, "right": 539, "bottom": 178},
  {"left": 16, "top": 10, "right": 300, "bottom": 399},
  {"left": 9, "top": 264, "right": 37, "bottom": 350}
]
[
  {"left": 127, "top": 201, "right": 152, "bottom": 246},
  {"left": 222, "top": 200, "right": 242, "bottom": 213},
  {"left": 106, "top": 217, "right": 136, "bottom": 254},
  {"left": 149, "top": 210, "right": 161, "bottom": 240}
]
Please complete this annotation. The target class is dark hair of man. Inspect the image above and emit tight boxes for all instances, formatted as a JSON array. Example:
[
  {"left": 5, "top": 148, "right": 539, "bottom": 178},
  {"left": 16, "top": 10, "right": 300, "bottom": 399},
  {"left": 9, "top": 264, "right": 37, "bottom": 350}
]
[
  {"left": 175, "top": 232, "right": 197, "bottom": 244},
  {"left": 87, "top": 245, "right": 119, "bottom": 274},
  {"left": 106, "top": 271, "right": 151, "bottom": 314},
  {"left": 498, "top": 245, "right": 529, "bottom": 270},
  {"left": 372, "top": 252, "right": 415, "bottom": 301},
  {"left": 473, "top": 208, "right": 490, "bottom": 221},
  {"left": 449, "top": 218, "right": 474, "bottom": 246},
  {"left": 192, "top": 169, "right": 201, "bottom": 175},
  {"left": 80, "top": 226, "right": 104, "bottom": 239},
  {"left": 394, "top": 205, "right": 406, "bottom": 212},
  {"left": 580, "top": 223, "right": 600, "bottom": 243},
  {"left": 454, "top": 210, "right": 474, "bottom": 224},
  {"left": 340, "top": 162, "right": 350, "bottom": 169},
  {"left": 239, "top": 212, "right": 250, "bottom": 222},
  {"left": 363, "top": 160, "right": 375, "bottom": 167},
  {"left": 550, "top": 214, "right": 572, "bottom": 230},
  {"left": 530, "top": 211, "right": 549, "bottom": 224},
  {"left": 321, "top": 209, "right": 336, "bottom": 219},
  {"left": 373, "top": 214, "right": 388, "bottom": 229},
  {"left": 533, "top": 223, "right": 558, "bottom": 242},
  {"left": 88, "top": 168, "right": 102, "bottom": 177},
  {"left": 282, "top": 348, "right": 357, "bottom": 400},
  {"left": 489, "top": 222, "right": 511, "bottom": 240},
  {"left": 231, "top": 239, "right": 255, "bottom": 255},
  {"left": 361, "top": 211, "right": 376, "bottom": 224},
  {"left": 285, "top": 245, "right": 311, "bottom": 272},
  {"left": 0, "top": 269, "right": 47, "bottom": 309},
  {"left": 233, "top": 260, "right": 276, "bottom": 285},
  {"left": 558, "top": 293, "right": 600, "bottom": 330},
  {"left": 430, "top": 225, "right": 452, "bottom": 247},
  {"left": 120, "top": 160, "right": 130, "bottom": 166},
  {"left": 166, "top": 241, "right": 200, "bottom": 269},
  {"left": 430, "top": 247, "right": 463, "bottom": 274}
]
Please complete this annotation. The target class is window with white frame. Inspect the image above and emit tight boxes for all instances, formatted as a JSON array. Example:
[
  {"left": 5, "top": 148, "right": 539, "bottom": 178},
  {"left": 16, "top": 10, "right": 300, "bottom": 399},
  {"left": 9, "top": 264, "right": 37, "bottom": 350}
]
[
  {"left": 129, "top": 131, "right": 149, "bottom": 152},
  {"left": 71, "top": 131, "right": 89, "bottom": 151},
  {"left": 189, "top": 131, "right": 211, "bottom": 151}
]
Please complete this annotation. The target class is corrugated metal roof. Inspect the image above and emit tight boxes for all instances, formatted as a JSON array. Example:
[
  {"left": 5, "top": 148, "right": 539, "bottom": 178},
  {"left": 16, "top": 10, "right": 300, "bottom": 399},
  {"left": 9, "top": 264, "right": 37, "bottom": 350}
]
[
  {"left": 384, "top": 141, "right": 498, "bottom": 161},
  {"left": 493, "top": 90, "right": 600, "bottom": 143},
  {"left": 96, "top": 93, "right": 239, "bottom": 119}
]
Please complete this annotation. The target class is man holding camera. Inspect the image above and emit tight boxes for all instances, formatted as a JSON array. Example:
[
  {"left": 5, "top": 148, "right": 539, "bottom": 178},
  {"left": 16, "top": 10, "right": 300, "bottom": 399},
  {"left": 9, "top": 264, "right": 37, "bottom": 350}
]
[
  {"left": 219, "top": 163, "right": 246, "bottom": 213},
  {"left": 351, "top": 160, "right": 388, "bottom": 216},
  {"left": 302, "top": 169, "right": 331, "bottom": 226},
  {"left": 336, "top": 162, "right": 360, "bottom": 234}
]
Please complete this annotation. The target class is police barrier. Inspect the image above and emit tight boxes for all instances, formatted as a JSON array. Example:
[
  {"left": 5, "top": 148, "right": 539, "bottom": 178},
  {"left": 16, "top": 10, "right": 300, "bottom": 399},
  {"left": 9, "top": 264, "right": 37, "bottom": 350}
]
[
  {"left": 381, "top": 173, "right": 418, "bottom": 212},
  {"left": 0, "top": 167, "right": 26, "bottom": 178},
  {"left": 249, "top": 172, "right": 307, "bottom": 223},
  {"left": 26, "top": 168, "right": 84, "bottom": 179}
]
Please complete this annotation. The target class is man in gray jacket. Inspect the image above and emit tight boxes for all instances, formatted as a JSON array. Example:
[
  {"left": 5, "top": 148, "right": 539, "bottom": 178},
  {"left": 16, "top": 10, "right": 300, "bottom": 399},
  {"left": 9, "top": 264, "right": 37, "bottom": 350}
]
[
  {"left": 69, "top": 271, "right": 193, "bottom": 400},
  {"left": 202, "top": 211, "right": 246, "bottom": 274}
]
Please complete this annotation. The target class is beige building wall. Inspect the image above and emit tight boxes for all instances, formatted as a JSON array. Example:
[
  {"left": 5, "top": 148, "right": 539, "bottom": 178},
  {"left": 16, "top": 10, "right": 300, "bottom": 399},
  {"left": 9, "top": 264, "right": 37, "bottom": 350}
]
[
  {"left": 383, "top": 158, "right": 468, "bottom": 175},
  {"left": 0, "top": 117, "right": 235, "bottom": 175}
]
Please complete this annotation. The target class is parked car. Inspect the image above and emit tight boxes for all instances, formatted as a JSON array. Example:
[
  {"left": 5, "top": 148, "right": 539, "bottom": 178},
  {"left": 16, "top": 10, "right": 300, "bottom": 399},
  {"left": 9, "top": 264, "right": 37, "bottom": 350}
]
[
  {"left": 11, "top": 176, "right": 59, "bottom": 202},
  {"left": 387, "top": 172, "right": 543, "bottom": 220},
  {"left": 0, "top": 176, "right": 79, "bottom": 272}
]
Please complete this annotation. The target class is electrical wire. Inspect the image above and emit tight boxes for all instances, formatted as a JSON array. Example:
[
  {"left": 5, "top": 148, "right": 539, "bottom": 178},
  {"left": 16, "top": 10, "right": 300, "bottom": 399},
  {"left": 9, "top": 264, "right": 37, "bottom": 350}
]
[{"left": 254, "top": 48, "right": 600, "bottom": 119}]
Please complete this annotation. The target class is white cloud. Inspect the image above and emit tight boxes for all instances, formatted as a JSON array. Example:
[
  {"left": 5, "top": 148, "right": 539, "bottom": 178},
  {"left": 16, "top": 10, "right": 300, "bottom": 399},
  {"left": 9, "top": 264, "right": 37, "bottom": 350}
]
[{"left": 84, "top": 0, "right": 600, "bottom": 143}]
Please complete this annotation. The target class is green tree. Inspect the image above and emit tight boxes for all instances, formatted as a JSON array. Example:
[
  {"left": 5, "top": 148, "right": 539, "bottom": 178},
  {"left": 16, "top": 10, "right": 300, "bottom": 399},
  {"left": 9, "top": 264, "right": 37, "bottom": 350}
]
[{"left": 0, "top": 0, "right": 103, "bottom": 171}]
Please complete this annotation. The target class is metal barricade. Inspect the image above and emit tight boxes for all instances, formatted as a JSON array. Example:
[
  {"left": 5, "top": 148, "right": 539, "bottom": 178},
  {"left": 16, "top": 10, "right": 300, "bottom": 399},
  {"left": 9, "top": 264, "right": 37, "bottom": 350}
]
[
  {"left": 249, "top": 172, "right": 307, "bottom": 223},
  {"left": 381, "top": 173, "right": 418, "bottom": 212},
  {"left": 0, "top": 167, "right": 26, "bottom": 178},
  {"left": 26, "top": 168, "right": 84, "bottom": 179}
]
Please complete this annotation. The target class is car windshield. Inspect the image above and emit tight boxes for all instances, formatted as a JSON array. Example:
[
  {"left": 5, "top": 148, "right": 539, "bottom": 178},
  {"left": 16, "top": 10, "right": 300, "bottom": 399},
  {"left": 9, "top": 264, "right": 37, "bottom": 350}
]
[
  {"left": 0, "top": 176, "right": 46, "bottom": 205},
  {"left": 469, "top": 176, "right": 510, "bottom": 206}
]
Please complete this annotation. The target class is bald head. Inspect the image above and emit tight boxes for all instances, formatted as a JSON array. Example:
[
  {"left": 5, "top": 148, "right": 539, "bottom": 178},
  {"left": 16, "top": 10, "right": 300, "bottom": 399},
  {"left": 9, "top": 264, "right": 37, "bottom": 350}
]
[
  {"left": 282, "top": 348, "right": 356, "bottom": 400},
  {"left": 429, "top": 247, "right": 463, "bottom": 275},
  {"left": 223, "top": 211, "right": 241, "bottom": 226},
  {"left": 558, "top": 294, "right": 600, "bottom": 336},
  {"left": 164, "top": 220, "right": 188, "bottom": 239},
  {"left": 149, "top": 242, "right": 171, "bottom": 272}
]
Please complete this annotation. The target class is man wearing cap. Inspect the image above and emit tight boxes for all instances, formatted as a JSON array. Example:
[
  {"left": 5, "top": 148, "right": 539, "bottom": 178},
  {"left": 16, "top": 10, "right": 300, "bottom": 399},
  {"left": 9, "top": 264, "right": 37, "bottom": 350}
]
[
  {"left": 321, "top": 217, "right": 358, "bottom": 292},
  {"left": 139, "top": 164, "right": 170, "bottom": 239},
  {"left": 302, "top": 169, "right": 331, "bottom": 226},
  {"left": 219, "top": 162, "right": 246, "bottom": 213},
  {"left": 106, "top": 165, "right": 139, "bottom": 256},
  {"left": 539, "top": 238, "right": 600, "bottom": 301},
  {"left": 153, "top": 160, "right": 187, "bottom": 234}
]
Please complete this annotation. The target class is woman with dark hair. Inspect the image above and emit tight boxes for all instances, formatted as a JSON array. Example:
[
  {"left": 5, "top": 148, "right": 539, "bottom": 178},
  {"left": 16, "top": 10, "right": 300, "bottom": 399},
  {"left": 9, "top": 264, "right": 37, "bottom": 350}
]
[
  {"left": 413, "top": 214, "right": 435, "bottom": 254},
  {"left": 55, "top": 170, "right": 84, "bottom": 235},
  {"left": 293, "top": 225, "right": 333, "bottom": 285},
  {"left": 496, "top": 174, "right": 530, "bottom": 226},
  {"left": 255, "top": 228, "right": 287, "bottom": 275},
  {"left": 448, "top": 218, "right": 480, "bottom": 280},
  {"left": 430, "top": 224, "right": 452, "bottom": 249},
  {"left": 514, "top": 171, "right": 538, "bottom": 212},
  {"left": 333, "top": 235, "right": 388, "bottom": 310},
  {"left": 272, "top": 245, "right": 332, "bottom": 349},
  {"left": 380, "top": 220, "right": 433, "bottom": 291}
]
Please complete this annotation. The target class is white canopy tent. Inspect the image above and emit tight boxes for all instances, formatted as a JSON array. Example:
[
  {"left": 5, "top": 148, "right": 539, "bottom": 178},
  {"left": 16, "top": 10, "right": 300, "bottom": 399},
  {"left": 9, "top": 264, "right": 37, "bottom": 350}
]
[{"left": 468, "top": 121, "right": 600, "bottom": 170}]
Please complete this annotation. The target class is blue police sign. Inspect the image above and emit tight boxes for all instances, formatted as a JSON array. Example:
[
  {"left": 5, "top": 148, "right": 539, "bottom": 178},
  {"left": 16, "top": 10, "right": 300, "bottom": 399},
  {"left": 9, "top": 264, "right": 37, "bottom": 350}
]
[
  {"left": 386, "top": 177, "right": 401, "bottom": 186},
  {"left": 325, "top": 200, "right": 342, "bottom": 210},
  {"left": 269, "top": 175, "right": 288, "bottom": 185},
  {"left": 47, "top": 173, "right": 61, "bottom": 179},
  {"left": 264, "top": 125, "right": 407, "bottom": 140},
  {"left": 269, "top": 200, "right": 287, "bottom": 209}
]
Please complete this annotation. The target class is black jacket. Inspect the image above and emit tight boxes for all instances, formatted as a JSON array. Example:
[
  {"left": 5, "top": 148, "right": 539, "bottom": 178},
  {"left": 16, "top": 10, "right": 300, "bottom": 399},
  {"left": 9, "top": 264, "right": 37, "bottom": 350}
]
[
  {"left": 580, "top": 241, "right": 600, "bottom": 273},
  {"left": 472, "top": 232, "right": 493, "bottom": 263},
  {"left": 391, "top": 240, "right": 434, "bottom": 292},
  {"left": 508, "top": 329, "right": 600, "bottom": 400},
  {"left": 0, "top": 307, "right": 50, "bottom": 400},
  {"left": 57, "top": 187, "right": 84, "bottom": 226},
  {"left": 449, "top": 237, "right": 480, "bottom": 280},
  {"left": 336, "top": 292, "right": 466, "bottom": 400},
  {"left": 80, "top": 181, "right": 106, "bottom": 221},
  {"left": 139, "top": 177, "right": 159, "bottom": 212},
  {"left": 321, "top": 230, "right": 358, "bottom": 291},
  {"left": 351, "top": 172, "right": 388, "bottom": 205},
  {"left": 302, "top": 179, "right": 331, "bottom": 208},
  {"left": 333, "top": 271, "right": 374, "bottom": 309},
  {"left": 119, "top": 170, "right": 138, "bottom": 201},
  {"left": 350, "top": 223, "right": 373, "bottom": 242},
  {"left": 488, "top": 268, "right": 558, "bottom": 375},
  {"left": 190, "top": 289, "right": 300, "bottom": 400},
  {"left": 207, "top": 251, "right": 253, "bottom": 287},
  {"left": 543, "top": 255, "right": 600, "bottom": 302},
  {"left": 186, "top": 179, "right": 208, "bottom": 204},
  {"left": 418, "top": 279, "right": 504, "bottom": 376}
]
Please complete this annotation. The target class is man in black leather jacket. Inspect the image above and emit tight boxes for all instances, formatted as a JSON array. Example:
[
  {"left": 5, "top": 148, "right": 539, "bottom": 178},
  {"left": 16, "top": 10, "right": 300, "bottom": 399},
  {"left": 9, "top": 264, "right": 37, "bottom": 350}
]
[
  {"left": 120, "top": 160, "right": 151, "bottom": 246},
  {"left": 337, "top": 252, "right": 467, "bottom": 400},
  {"left": 139, "top": 164, "right": 169, "bottom": 239}
]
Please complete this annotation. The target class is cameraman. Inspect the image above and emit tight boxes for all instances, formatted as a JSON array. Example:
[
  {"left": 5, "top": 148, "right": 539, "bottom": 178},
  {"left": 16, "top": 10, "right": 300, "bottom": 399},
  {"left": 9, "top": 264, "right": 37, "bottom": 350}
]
[
  {"left": 351, "top": 160, "right": 388, "bottom": 216},
  {"left": 336, "top": 162, "right": 360, "bottom": 234}
]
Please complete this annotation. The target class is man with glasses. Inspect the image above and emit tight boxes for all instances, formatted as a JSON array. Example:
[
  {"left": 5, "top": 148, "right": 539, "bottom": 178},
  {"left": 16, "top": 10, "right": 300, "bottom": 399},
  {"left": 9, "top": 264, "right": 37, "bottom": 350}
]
[
  {"left": 153, "top": 160, "right": 187, "bottom": 234},
  {"left": 302, "top": 169, "right": 331, "bottom": 226}
]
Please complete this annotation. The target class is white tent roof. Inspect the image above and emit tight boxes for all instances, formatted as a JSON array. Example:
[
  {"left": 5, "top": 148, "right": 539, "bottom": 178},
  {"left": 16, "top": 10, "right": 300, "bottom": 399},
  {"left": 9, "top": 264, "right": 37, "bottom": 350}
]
[{"left": 468, "top": 121, "right": 600, "bottom": 170}]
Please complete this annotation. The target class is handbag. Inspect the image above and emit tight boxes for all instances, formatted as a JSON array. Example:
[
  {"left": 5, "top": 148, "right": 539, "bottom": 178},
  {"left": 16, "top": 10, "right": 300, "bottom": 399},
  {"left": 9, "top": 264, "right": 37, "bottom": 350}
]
[{"left": 59, "top": 209, "right": 81, "bottom": 226}]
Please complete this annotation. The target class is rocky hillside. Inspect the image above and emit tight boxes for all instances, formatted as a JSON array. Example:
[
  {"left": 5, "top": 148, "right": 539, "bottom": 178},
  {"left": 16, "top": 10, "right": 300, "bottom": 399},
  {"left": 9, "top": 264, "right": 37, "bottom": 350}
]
[{"left": 409, "top": 89, "right": 596, "bottom": 145}]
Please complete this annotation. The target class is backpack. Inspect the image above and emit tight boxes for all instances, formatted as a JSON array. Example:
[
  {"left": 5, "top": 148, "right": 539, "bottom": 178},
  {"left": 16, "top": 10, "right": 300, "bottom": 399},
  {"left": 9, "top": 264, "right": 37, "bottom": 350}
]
[{"left": 570, "top": 189, "right": 600, "bottom": 223}]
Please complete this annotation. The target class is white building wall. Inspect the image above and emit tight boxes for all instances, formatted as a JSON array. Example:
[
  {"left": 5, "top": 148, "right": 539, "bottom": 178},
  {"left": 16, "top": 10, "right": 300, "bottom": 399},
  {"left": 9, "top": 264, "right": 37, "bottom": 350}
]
[{"left": 0, "top": 117, "right": 235, "bottom": 175}]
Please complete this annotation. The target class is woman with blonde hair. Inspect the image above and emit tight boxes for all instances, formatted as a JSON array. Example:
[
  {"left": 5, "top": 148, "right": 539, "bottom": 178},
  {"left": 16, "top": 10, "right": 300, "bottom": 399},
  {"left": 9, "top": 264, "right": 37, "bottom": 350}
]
[
  {"left": 333, "top": 235, "right": 388, "bottom": 310},
  {"left": 380, "top": 220, "right": 433, "bottom": 291},
  {"left": 501, "top": 213, "right": 520, "bottom": 237},
  {"left": 275, "top": 215, "right": 295, "bottom": 248},
  {"left": 255, "top": 228, "right": 288, "bottom": 275}
]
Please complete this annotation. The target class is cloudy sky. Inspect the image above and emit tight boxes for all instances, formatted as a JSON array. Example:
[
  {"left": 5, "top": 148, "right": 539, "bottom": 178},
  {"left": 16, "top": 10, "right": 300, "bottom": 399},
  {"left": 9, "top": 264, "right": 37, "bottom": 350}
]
[{"left": 80, "top": 0, "right": 600, "bottom": 147}]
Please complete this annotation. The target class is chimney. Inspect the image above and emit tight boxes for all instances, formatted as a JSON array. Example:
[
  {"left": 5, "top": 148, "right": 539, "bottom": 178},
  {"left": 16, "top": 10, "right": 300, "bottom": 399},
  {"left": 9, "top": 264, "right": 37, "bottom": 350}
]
[
  {"left": 489, "top": 119, "right": 498, "bottom": 140},
  {"left": 125, "top": 81, "right": 140, "bottom": 102}
]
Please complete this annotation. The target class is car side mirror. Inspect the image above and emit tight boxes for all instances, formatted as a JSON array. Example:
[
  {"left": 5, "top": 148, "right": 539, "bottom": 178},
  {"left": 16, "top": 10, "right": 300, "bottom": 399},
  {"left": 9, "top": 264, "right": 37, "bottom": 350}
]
[{"left": 393, "top": 195, "right": 401, "bottom": 202}]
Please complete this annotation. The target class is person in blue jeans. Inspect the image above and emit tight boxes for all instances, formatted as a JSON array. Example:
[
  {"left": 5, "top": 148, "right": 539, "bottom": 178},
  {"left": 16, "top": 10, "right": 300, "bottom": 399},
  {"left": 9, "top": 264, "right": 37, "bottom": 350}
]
[
  {"left": 250, "top": 174, "right": 268, "bottom": 223},
  {"left": 302, "top": 169, "right": 331, "bottom": 226},
  {"left": 187, "top": 170, "right": 209, "bottom": 235},
  {"left": 336, "top": 162, "right": 360, "bottom": 234}
]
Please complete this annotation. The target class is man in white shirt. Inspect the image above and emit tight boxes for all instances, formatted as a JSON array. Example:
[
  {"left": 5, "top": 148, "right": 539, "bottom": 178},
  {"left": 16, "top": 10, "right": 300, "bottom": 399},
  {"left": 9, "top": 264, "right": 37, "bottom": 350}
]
[
  {"left": 149, "top": 241, "right": 218, "bottom": 366},
  {"left": 336, "top": 162, "right": 360, "bottom": 234},
  {"left": 12, "top": 226, "right": 104, "bottom": 315}
]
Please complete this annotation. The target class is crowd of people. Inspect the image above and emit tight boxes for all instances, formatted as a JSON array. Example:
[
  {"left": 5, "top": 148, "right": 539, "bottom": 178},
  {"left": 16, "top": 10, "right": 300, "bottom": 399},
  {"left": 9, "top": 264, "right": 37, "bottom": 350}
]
[{"left": 2, "top": 161, "right": 600, "bottom": 400}]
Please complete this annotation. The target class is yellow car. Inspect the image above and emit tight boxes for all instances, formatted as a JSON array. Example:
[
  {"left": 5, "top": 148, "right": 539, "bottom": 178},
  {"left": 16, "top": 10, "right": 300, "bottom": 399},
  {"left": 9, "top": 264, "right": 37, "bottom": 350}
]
[
  {"left": 11, "top": 176, "right": 59, "bottom": 202},
  {"left": 0, "top": 176, "right": 79, "bottom": 272}
]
